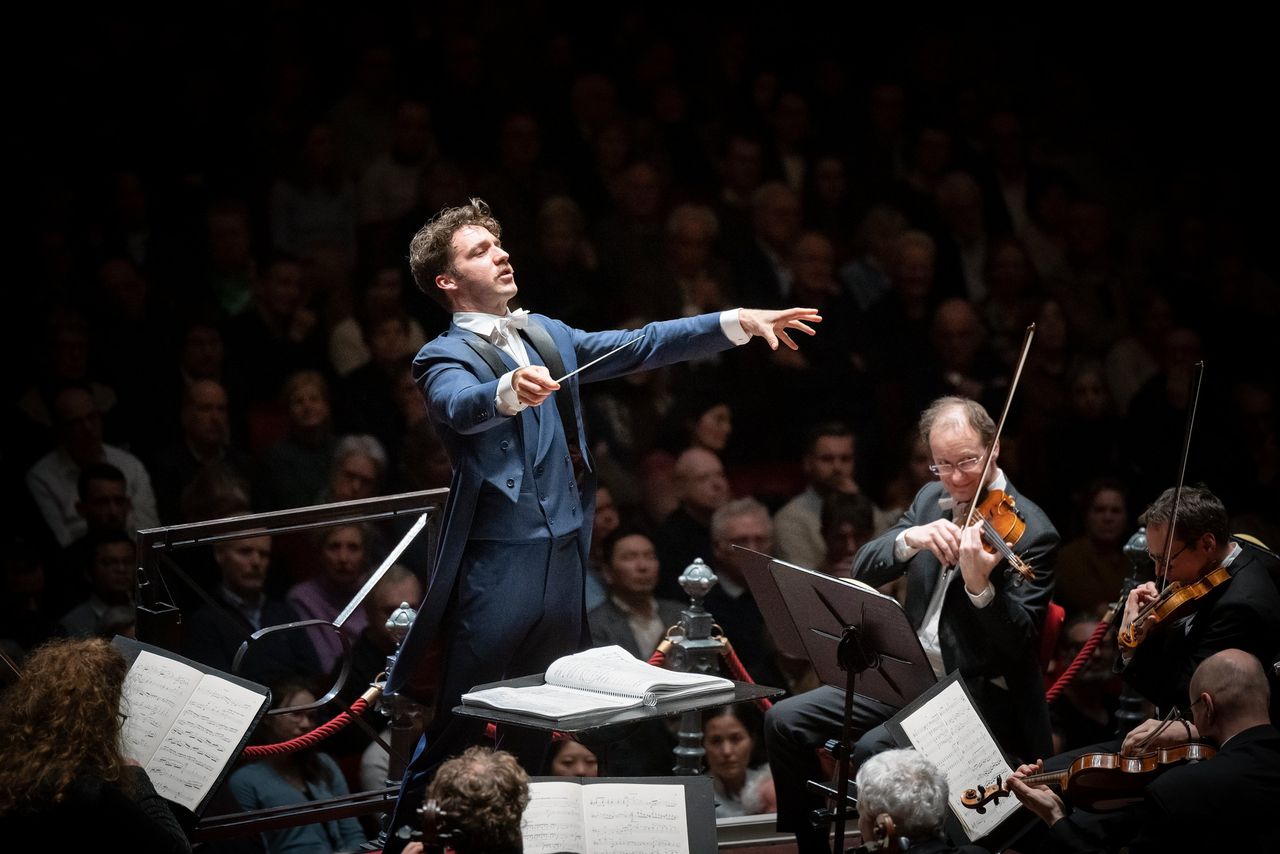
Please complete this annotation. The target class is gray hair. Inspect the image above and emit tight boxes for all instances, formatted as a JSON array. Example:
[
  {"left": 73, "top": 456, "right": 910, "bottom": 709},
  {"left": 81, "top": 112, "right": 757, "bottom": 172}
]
[
  {"left": 710, "top": 497, "right": 772, "bottom": 541},
  {"left": 855, "top": 749, "right": 948, "bottom": 841},
  {"left": 333, "top": 434, "right": 388, "bottom": 476}
]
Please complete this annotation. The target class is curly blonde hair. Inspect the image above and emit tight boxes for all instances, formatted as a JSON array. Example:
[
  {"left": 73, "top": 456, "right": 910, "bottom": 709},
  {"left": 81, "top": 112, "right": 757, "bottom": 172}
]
[{"left": 0, "top": 638, "right": 131, "bottom": 811}]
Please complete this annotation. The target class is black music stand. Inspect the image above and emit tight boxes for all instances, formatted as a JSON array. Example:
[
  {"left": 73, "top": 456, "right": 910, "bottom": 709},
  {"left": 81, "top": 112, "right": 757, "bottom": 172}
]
[{"left": 742, "top": 552, "right": 935, "bottom": 854}]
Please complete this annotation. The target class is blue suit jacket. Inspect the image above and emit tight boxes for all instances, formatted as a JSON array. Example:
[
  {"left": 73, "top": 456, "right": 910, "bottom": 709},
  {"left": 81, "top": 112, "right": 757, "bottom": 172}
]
[{"left": 388, "top": 312, "right": 734, "bottom": 698}]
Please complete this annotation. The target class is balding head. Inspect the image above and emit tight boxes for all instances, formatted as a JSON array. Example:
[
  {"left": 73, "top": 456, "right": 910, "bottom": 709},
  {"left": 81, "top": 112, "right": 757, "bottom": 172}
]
[
  {"left": 675, "top": 447, "right": 729, "bottom": 517},
  {"left": 1189, "top": 649, "right": 1272, "bottom": 743}
]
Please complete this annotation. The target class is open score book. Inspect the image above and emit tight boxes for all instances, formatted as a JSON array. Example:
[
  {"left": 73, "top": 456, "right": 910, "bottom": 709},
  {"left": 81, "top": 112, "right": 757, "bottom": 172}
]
[
  {"left": 461, "top": 645, "right": 734, "bottom": 721},
  {"left": 112, "top": 637, "right": 270, "bottom": 814}
]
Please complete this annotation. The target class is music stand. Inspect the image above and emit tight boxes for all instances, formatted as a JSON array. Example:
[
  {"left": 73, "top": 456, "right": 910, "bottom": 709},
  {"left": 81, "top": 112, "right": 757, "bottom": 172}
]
[{"left": 768, "top": 558, "right": 936, "bottom": 854}]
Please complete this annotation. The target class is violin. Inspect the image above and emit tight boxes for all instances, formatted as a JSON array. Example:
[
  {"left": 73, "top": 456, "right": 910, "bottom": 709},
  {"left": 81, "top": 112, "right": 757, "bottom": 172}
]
[
  {"left": 960, "top": 742, "right": 1216, "bottom": 814},
  {"left": 850, "top": 814, "right": 910, "bottom": 852},
  {"left": 967, "top": 488, "right": 1033, "bottom": 583},
  {"left": 1117, "top": 564, "right": 1232, "bottom": 649}
]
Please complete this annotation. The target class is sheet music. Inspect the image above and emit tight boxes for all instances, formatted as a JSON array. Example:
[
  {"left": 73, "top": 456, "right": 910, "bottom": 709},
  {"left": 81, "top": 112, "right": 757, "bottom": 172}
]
[
  {"left": 463, "top": 683, "right": 640, "bottom": 719},
  {"left": 582, "top": 783, "right": 688, "bottom": 854},
  {"left": 545, "top": 645, "right": 730, "bottom": 698},
  {"left": 521, "top": 782, "right": 690, "bottom": 854},
  {"left": 897, "top": 679, "right": 1020, "bottom": 840},
  {"left": 120, "top": 651, "right": 203, "bottom": 767},
  {"left": 522, "top": 781, "right": 587, "bottom": 854},
  {"left": 145, "top": 675, "right": 264, "bottom": 811},
  {"left": 118, "top": 649, "right": 267, "bottom": 811}
]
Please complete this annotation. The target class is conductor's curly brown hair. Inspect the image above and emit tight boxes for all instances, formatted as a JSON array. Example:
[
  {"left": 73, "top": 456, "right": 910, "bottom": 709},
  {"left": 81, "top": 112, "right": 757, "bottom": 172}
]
[{"left": 407, "top": 198, "right": 501, "bottom": 307}]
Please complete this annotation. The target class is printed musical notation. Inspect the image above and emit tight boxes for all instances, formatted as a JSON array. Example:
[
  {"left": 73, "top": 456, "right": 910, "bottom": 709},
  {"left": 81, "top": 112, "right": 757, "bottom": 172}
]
[
  {"left": 119, "top": 650, "right": 265, "bottom": 812},
  {"left": 522, "top": 781, "right": 689, "bottom": 854}
]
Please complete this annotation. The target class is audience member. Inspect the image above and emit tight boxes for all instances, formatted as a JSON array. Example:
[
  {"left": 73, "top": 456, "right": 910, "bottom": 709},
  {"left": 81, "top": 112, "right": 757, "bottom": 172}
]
[{"left": 229, "top": 677, "right": 366, "bottom": 853}]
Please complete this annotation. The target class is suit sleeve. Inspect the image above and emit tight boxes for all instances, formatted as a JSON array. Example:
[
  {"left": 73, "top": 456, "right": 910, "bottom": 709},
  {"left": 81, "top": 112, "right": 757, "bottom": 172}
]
[
  {"left": 851, "top": 494, "right": 924, "bottom": 587},
  {"left": 560, "top": 313, "right": 736, "bottom": 384},
  {"left": 416, "top": 347, "right": 508, "bottom": 436},
  {"left": 967, "top": 514, "right": 1058, "bottom": 652}
]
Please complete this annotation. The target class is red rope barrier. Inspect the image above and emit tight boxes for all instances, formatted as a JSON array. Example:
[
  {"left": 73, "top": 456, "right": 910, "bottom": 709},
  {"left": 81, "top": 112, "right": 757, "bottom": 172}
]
[
  {"left": 1044, "top": 617, "right": 1111, "bottom": 704},
  {"left": 242, "top": 697, "right": 371, "bottom": 759},
  {"left": 719, "top": 640, "right": 773, "bottom": 711}
]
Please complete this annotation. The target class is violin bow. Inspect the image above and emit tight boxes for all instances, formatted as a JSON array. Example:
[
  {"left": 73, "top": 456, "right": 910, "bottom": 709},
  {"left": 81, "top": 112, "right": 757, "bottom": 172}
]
[
  {"left": 1155, "top": 361, "right": 1205, "bottom": 595},
  {"left": 962, "top": 323, "right": 1035, "bottom": 532},
  {"left": 958, "top": 323, "right": 1036, "bottom": 583}
]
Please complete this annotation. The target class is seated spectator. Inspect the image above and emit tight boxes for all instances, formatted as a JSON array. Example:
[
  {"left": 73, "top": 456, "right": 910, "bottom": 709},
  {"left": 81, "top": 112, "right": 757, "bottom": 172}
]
[
  {"left": 775, "top": 421, "right": 888, "bottom": 572},
  {"left": 183, "top": 533, "right": 320, "bottom": 686},
  {"left": 588, "top": 529, "right": 683, "bottom": 660},
  {"left": 1048, "top": 613, "right": 1119, "bottom": 754},
  {"left": 149, "top": 379, "right": 252, "bottom": 524},
  {"left": 702, "top": 704, "right": 774, "bottom": 818},
  {"left": 330, "top": 267, "right": 427, "bottom": 377},
  {"left": 854, "top": 748, "right": 983, "bottom": 852},
  {"left": 336, "top": 311, "right": 417, "bottom": 463},
  {"left": 1, "top": 538, "right": 53, "bottom": 656},
  {"left": 653, "top": 448, "right": 730, "bottom": 599},
  {"left": 286, "top": 525, "right": 372, "bottom": 674},
  {"left": 818, "top": 491, "right": 876, "bottom": 579},
  {"left": 324, "top": 434, "right": 388, "bottom": 503},
  {"left": 705, "top": 498, "right": 786, "bottom": 691},
  {"left": 327, "top": 565, "right": 424, "bottom": 760},
  {"left": 0, "top": 638, "right": 191, "bottom": 852},
  {"left": 26, "top": 384, "right": 158, "bottom": 547},
  {"left": 259, "top": 370, "right": 337, "bottom": 510},
  {"left": 1054, "top": 479, "right": 1131, "bottom": 616},
  {"left": 583, "top": 484, "right": 621, "bottom": 612},
  {"left": 229, "top": 677, "right": 366, "bottom": 853},
  {"left": 51, "top": 462, "right": 132, "bottom": 615},
  {"left": 57, "top": 530, "right": 136, "bottom": 639},
  {"left": 547, "top": 736, "right": 599, "bottom": 778},
  {"left": 411, "top": 747, "right": 529, "bottom": 854}
]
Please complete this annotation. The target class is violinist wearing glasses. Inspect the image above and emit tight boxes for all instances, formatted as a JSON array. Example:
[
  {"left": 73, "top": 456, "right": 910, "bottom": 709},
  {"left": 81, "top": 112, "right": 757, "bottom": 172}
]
[
  {"left": 1115, "top": 486, "right": 1280, "bottom": 749},
  {"left": 765, "top": 396, "right": 1059, "bottom": 854}
]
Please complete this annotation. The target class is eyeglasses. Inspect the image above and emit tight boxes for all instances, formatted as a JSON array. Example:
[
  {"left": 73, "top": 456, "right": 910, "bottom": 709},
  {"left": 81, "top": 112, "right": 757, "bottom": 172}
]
[
  {"left": 1147, "top": 543, "right": 1188, "bottom": 568},
  {"left": 928, "top": 455, "right": 984, "bottom": 477}
]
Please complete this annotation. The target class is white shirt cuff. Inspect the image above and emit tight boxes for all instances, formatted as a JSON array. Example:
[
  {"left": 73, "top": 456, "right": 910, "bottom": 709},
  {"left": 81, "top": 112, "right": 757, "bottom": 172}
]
[
  {"left": 496, "top": 370, "right": 527, "bottom": 416},
  {"left": 721, "top": 309, "right": 750, "bottom": 345},
  {"left": 965, "top": 582, "right": 996, "bottom": 608},
  {"left": 894, "top": 531, "right": 920, "bottom": 562}
]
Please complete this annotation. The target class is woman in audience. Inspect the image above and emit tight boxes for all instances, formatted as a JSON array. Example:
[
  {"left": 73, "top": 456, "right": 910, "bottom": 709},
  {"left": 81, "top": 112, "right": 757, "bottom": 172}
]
[
  {"left": 229, "top": 676, "right": 365, "bottom": 853},
  {"left": 547, "top": 736, "right": 600, "bottom": 778},
  {"left": 702, "top": 704, "right": 775, "bottom": 818}
]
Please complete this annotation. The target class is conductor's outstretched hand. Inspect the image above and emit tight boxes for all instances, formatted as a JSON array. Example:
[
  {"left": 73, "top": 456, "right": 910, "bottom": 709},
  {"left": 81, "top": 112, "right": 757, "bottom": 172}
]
[{"left": 739, "top": 307, "right": 822, "bottom": 350}]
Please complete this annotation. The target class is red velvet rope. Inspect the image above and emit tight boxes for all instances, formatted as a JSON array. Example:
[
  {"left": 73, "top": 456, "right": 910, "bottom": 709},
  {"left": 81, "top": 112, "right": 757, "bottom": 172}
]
[
  {"left": 650, "top": 642, "right": 773, "bottom": 710},
  {"left": 1044, "top": 617, "right": 1111, "bottom": 704},
  {"left": 241, "top": 697, "right": 371, "bottom": 759}
]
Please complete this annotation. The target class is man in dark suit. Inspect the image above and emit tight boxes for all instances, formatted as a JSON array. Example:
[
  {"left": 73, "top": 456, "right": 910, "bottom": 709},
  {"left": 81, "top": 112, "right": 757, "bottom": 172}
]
[
  {"left": 1117, "top": 486, "right": 1280, "bottom": 732},
  {"left": 587, "top": 530, "right": 683, "bottom": 660},
  {"left": 383, "top": 199, "right": 820, "bottom": 848},
  {"left": 765, "top": 396, "right": 1058, "bottom": 854},
  {"left": 1011, "top": 648, "right": 1280, "bottom": 852}
]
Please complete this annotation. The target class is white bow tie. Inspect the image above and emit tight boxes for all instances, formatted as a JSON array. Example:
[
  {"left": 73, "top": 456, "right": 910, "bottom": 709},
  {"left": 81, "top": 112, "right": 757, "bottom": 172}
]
[{"left": 488, "top": 308, "right": 529, "bottom": 345}]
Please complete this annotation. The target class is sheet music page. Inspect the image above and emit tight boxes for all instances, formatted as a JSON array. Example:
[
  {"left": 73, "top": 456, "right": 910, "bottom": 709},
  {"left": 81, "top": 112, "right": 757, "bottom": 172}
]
[
  {"left": 120, "top": 650, "right": 203, "bottom": 768},
  {"left": 545, "top": 645, "right": 730, "bottom": 697},
  {"left": 581, "top": 783, "right": 689, "bottom": 854},
  {"left": 897, "top": 679, "right": 1020, "bottom": 840},
  {"left": 144, "top": 674, "right": 264, "bottom": 811},
  {"left": 463, "top": 683, "right": 640, "bottom": 719},
  {"left": 522, "top": 781, "right": 587, "bottom": 854}
]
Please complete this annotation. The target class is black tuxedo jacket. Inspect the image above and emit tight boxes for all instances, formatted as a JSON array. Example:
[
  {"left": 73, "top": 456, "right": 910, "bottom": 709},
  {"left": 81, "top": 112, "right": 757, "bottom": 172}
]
[
  {"left": 852, "top": 478, "right": 1059, "bottom": 761},
  {"left": 1124, "top": 539, "right": 1280, "bottom": 717}
]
